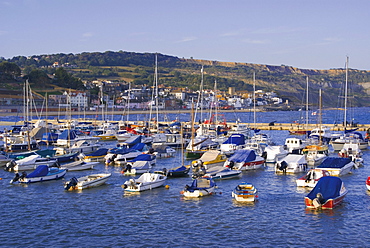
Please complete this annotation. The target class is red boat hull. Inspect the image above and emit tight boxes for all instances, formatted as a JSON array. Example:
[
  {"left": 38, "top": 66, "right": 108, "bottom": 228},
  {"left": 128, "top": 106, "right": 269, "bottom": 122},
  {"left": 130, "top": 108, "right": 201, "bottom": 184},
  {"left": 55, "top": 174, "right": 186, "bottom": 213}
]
[{"left": 305, "top": 190, "right": 347, "bottom": 209}]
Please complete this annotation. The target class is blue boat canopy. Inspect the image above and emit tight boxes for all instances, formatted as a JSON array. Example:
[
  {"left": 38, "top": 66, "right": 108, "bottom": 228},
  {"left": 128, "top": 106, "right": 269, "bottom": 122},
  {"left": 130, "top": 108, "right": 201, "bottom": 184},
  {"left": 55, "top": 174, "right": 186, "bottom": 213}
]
[
  {"left": 58, "top": 130, "right": 80, "bottom": 140},
  {"left": 130, "top": 153, "right": 153, "bottom": 162},
  {"left": 85, "top": 148, "right": 109, "bottom": 157},
  {"left": 229, "top": 149, "right": 257, "bottom": 163},
  {"left": 222, "top": 134, "right": 245, "bottom": 145},
  {"left": 306, "top": 176, "right": 343, "bottom": 200},
  {"left": 27, "top": 165, "right": 49, "bottom": 178},
  {"left": 317, "top": 157, "right": 351, "bottom": 168},
  {"left": 122, "top": 135, "right": 141, "bottom": 146}
]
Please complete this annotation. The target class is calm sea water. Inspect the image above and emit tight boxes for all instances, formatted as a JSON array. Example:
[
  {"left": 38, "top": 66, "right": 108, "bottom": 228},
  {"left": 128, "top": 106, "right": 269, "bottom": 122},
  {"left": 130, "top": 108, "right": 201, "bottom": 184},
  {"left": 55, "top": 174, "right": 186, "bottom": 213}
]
[{"left": 1, "top": 110, "right": 370, "bottom": 247}]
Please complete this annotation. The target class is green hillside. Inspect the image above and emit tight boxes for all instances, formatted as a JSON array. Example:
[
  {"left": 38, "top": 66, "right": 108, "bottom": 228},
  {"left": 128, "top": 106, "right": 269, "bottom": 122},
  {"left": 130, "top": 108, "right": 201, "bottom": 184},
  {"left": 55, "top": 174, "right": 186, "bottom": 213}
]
[{"left": 2, "top": 51, "right": 370, "bottom": 107}]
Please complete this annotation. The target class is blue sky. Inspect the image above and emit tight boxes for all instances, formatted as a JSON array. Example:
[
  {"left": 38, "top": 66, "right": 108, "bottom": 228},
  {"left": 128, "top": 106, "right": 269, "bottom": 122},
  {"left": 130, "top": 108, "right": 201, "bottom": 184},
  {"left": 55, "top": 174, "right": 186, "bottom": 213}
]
[{"left": 1, "top": 0, "right": 369, "bottom": 70}]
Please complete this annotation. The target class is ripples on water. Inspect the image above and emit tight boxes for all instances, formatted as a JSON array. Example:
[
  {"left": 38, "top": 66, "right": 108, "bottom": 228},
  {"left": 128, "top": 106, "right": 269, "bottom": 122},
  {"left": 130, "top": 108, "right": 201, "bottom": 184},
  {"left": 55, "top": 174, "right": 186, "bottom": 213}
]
[{"left": 1, "top": 130, "right": 370, "bottom": 247}]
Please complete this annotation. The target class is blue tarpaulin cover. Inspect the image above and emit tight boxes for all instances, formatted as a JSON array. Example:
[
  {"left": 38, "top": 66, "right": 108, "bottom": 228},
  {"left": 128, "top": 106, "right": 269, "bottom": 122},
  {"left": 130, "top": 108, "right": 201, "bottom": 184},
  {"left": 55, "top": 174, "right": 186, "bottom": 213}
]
[
  {"left": 229, "top": 149, "right": 257, "bottom": 163},
  {"left": 222, "top": 134, "right": 245, "bottom": 145},
  {"left": 27, "top": 165, "right": 49, "bottom": 178},
  {"left": 58, "top": 130, "right": 78, "bottom": 140},
  {"left": 85, "top": 148, "right": 109, "bottom": 157},
  {"left": 317, "top": 157, "right": 351, "bottom": 168},
  {"left": 130, "top": 154, "right": 153, "bottom": 162},
  {"left": 306, "top": 176, "right": 343, "bottom": 200}
]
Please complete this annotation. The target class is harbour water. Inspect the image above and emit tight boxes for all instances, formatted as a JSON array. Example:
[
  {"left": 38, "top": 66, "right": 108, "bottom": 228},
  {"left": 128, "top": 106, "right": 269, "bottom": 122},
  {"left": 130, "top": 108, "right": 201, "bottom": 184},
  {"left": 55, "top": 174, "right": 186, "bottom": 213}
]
[{"left": 1, "top": 108, "right": 370, "bottom": 247}]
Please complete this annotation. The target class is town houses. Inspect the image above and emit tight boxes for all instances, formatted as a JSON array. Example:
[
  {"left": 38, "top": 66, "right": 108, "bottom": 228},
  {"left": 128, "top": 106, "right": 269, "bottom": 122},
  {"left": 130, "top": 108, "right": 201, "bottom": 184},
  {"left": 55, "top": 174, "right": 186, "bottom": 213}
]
[{"left": 0, "top": 80, "right": 285, "bottom": 113}]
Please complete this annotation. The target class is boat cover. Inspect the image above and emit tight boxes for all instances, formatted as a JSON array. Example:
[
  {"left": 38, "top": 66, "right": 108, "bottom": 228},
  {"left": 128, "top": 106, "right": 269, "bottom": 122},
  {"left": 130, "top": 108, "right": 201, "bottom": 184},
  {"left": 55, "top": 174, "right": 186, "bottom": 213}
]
[
  {"left": 122, "top": 135, "right": 141, "bottom": 146},
  {"left": 199, "top": 150, "right": 221, "bottom": 162},
  {"left": 229, "top": 149, "right": 257, "bottom": 163},
  {"left": 58, "top": 130, "right": 78, "bottom": 140},
  {"left": 306, "top": 176, "right": 343, "bottom": 200},
  {"left": 222, "top": 134, "right": 245, "bottom": 145},
  {"left": 130, "top": 154, "right": 154, "bottom": 162},
  {"left": 317, "top": 157, "right": 351, "bottom": 168},
  {"left": 189, "top": 178, "right": 216, "bottom": 190},
  {"left": 169, "top": 165, "right": 187, "bottom": 173},
  {"left": 85, "top": 148, "right": 109, "bottom": 157},
  {"left": 27, "top": 165, "right": 49, "bottom": 178},
  {"left": 132, "top": 160, "right": 151, "bottom": 169},
  {"left": 52, "top": 152, "right": 80, "bottom": 163}
]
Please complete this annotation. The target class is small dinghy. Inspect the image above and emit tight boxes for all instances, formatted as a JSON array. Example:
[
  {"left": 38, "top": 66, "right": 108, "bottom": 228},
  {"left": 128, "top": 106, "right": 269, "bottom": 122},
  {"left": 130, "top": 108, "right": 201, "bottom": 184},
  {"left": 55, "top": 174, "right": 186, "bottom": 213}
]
[
  {"left": 366, "top": 176, "right": 370, "bottom": 191},
  {"left": 305, "top": 176, "right": 348, "bottom": 209},
  {"left": 64, "top": 173, "right": 111, "bottom": 190},
  {"left": 122, "top": 172, "right": 167, "bottom": 192},
  {"left": 232, "top": 182, "right": 258, "bottom": 202},
  {"left": 181, "top": 177, "right": 217, "bottom": 197},
  {"left": 10, "top": 165, "right": 66, "bottom": 184}
]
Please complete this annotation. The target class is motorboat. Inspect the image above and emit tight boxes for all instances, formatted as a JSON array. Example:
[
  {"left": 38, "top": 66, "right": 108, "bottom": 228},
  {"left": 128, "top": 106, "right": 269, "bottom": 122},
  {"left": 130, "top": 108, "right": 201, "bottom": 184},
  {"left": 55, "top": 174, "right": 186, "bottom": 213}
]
[
  {"left": 55, "top": 129, "right": 100, "bottom": 147},
  {"left": 64, "top": 173, "right": 111, "bottom": 190},
  {"left": 284, "top": 137, "right": 305, "bottom": 154},
  {"left": 302, "top": 144, "right": 329, "bottom": 167},
  {"left": 91, "top": 128, "right": 117, "bottom": 141},
  {"left": 296, "top": 169, "right": 330, "bottom": 187},
  {"left": 10, "top": 165, "right": 66, "bottom": 184},
  {"left": 122, "top": 172, "right": 167, "bottom": 192},
  {"left": 60, "top": 160, "right": 98, "bottom": 171},
  {"left": 305, "top": 176, "right": 348, "bottom": 209},
  {"left": 83, "top": 148, "right": 109, "bottom": 162},
  {"left": 338, "top": 143, "right": 364, "bottom": 167},
  {"left": 219, "top": 133, "right": 247, "bottom": 155},
  {"left": 203, "top": 166, "right": 241, "bottom": 180},
  {"left": 151, "top": 144, "right": 176, "bottom": 158},
  {"left": 316, "top": 157, "right": 355, "bottom": 176},
  {"left": 52, "top": 152, "right": 81, "bottom": 164},
  {"left": 231, "top": 182, "right": 258, "bottom": 202},
  {"left": 122, "top": 161, "right": 152, "bottom": 175},
  {"left": 185, "top": 134, "right": 219, "bottom": 159},
  {"left": 330, "top": 131, "right": 368, "bottom": 151},
  {"left": 152, "top": 132, "right": 187, "bottom": 148},
  {"left": 110, "top": 143, "right": 151, "bottom": 166},
  {"left": 275, "top": 154, "right": 307, "bottom": 174},
  {"left": 54, "top": 140, "right": 101, "bottom": 156},
  {"left": 160, "top": 165, "right": 190, "bottom": 178},
  {"left": 263, "top": 145, "right": 288, "bottom": 163},
  {"left": 191, "top": 150, "right": 227, "bottom": 170},
  {"left": 366, "top": 176, "right": 370, "bottom": 191},
  {"left": 309, "top": 126, "right": 337, "bottom": 144},
  {"left": 5, "top": 154, "right": 58, "bottom": 172},
  {"left": 181, "top": 177, "right": 217, "bottom": 197},
  {"left": 224, "top": 149, "right": 265, "bottom": 171}
]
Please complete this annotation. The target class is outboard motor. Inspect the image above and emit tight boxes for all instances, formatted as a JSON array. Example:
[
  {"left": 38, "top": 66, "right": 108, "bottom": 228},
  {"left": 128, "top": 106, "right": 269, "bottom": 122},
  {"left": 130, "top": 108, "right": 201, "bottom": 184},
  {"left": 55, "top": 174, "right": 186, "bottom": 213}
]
[
  {"left": 64, "top": 177, "right": 78, "bottom": 190},
  {"left": 162, "top": 168, "right": 168, "bottom": 176},
  {"left": 5, "top": 160, "right": 16, "bottom": 172},
  {"left": 278, "top": 161, "right": 288, "bottom": 172},
  {"left": 10, "top": 173, "right": 20, "bottom": 184},
  {"left": 261, "top": 151, "right": 267, "bottom": 160}
]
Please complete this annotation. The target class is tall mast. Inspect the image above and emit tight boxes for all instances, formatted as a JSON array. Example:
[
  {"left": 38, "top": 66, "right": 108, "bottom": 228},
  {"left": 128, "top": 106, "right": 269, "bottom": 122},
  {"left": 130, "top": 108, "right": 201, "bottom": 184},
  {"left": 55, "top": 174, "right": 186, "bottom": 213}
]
[
  {"left": 155, "top": 54, "right": 159, "bottom": 132},
  {"left": 344, "top": 56, "right": 349, "bottom": 127},
  {"left": 200, "top": 65, "right": 204, "bottom": 123},
  {"left": 253, "top": 72, "right": 256, "bottom": 130},
  {"left": 306, "top": 76, "right": 309, "bottom": 129}
]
